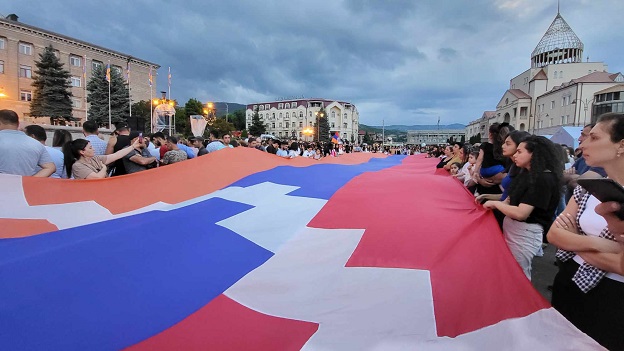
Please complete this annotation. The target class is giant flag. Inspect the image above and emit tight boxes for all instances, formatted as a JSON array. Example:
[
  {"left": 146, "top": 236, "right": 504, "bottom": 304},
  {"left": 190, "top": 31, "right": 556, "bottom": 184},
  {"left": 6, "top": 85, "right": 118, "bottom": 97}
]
[{"left": 0, "top": 149, "right": 604, "bottom": 350}]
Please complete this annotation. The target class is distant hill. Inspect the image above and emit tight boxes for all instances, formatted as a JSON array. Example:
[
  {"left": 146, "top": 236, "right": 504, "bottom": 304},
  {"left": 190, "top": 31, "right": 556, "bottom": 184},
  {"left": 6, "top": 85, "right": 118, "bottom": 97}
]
[
  {"left": 366, "top": 124, "right": 466, "bottom": 131},
  {"left": 213, "top": 102, "right": 246, "bottom": 117}
]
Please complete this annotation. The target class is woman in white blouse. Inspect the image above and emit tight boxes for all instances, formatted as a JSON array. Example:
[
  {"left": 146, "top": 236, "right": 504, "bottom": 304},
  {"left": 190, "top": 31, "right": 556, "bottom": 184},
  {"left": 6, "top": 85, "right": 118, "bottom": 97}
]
[{"left": 547, "top": 112, "right": 624, "bottom": 350}]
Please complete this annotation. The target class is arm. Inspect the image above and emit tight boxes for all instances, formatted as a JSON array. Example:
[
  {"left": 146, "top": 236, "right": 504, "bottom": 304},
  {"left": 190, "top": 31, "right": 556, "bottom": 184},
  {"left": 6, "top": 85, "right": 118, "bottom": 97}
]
[
  {"left": 33, "top": 162, "right": 56, "bottom": 177},
  {"left": 129, "top": 154, "right": 156, "bottom": 166},
  {"left": 483, "top": 200, "right": 534, "bottom": 221},
  {"left": 472, "top": 149, "right": 484, "bottom": 176},
  {"left": 105, "top": 135, "right": 117, "bottom": 155},
  {"left": 577, "top": 251, "right": 624, "bottom": 275},
  {"left": 84, "top": 167, "right": 108, "bottom": 179},
  {"left": 103, "top": 139, "right": 141, "bottom": 165}
]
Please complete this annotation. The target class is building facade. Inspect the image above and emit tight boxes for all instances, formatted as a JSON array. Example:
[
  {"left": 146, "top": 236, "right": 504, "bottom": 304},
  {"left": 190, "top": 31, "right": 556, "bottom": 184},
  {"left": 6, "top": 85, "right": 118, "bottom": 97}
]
[
  {"left": 465, "top": 11, "right": 622, "bottom": 139},
  {"left": 0, "top": 14, "right": 159, "bottom": 123},
  {"left": 245, "top": 98, "right": 359, "bottom": 142},
  {"left": 406, "top": 129, "right": 465, "bottom": 145}
]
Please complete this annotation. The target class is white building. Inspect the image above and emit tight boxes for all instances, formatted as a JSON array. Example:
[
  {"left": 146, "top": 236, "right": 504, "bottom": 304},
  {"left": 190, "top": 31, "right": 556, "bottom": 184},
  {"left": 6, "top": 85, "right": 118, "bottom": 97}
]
[
  {"left": 246, "top": 98, "right": 359, "bottom": 142},
  {"left": 466, "top": 10, "right": 623, "bottom": 139}
]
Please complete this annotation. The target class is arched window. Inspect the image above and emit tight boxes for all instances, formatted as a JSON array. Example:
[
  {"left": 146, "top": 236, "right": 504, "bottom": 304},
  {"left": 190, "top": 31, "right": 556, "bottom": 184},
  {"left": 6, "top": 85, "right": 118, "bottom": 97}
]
[
  {"left": 331, "top": 111, "right": 336, "bottom": 118},
  {"left": 286, "top": 112, "right": 289, "bottom": 118},
  {"left": 279, "top": 113, "right": 282, "bottom": 119},
  {"left": 285, "top": 103, "right": 290, "bottom": 109},
  {"left": 299, "top": 112, "right": 303, "bottom": 118}
]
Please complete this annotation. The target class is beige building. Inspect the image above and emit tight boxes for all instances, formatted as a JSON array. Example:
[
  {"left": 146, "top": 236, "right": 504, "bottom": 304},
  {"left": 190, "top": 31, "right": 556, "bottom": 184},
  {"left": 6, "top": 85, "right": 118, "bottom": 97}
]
[
  {"left": 466, "top": 11, "right": 622, "bottom": 139},
  {"left": 0, "top": 14, "right": 159, "bottom": 124},
  {"left": 407, "top": 129, "right": 465, "bottom": 145},
  {"left": 246, "top": 98, "right": 359, "bottom": 142}
]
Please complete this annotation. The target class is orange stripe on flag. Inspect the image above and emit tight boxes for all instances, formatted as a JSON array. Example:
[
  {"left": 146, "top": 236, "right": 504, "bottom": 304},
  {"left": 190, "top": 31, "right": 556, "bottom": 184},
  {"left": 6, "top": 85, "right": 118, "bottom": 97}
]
[{"left": 0, "top": 218, "right": 59, "bottom": 238}]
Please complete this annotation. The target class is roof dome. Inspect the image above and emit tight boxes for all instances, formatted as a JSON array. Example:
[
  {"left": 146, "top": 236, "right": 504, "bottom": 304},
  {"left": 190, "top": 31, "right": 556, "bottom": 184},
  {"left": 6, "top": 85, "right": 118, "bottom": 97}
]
[{"left": 531, "top": 13, "right": 584, "bottom": 68}]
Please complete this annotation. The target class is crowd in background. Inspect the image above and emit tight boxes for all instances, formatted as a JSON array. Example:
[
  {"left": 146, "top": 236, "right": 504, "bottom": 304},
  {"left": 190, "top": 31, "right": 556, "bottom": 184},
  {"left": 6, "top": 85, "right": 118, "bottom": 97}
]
[{"left": 432, "top": 117, "right": 624, "bottom": 350}]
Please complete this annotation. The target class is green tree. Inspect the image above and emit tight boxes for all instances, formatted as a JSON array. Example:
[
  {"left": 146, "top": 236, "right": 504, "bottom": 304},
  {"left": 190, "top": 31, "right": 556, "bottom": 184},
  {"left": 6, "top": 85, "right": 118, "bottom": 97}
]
[
  {"left": 132, "top": 100, "right": 152, "bottom": 132},
  {"left": 248, "top": 105, "right": 266, "bottom": 136},
  {"left": 230, "top": 109, "right": 246, "bottom": 131},
  {"left": 30, "top": 45, "right": 73, "bottom": 122},
  {"left": 206, "top": 118, "right": 235, "bottom": 138},
  {"left": 174, "top": 104, "right": 190, "bottom": 136},
  {"left": 363, "top": 131, "right": 372, "bottom": 145},
  {"left": 185, "top": 98, "right": 204, "bottom": 116},
  {"left": 469, "top": 133, "right": 481, "bottom": 144},
  {"left": 316, "top": 107, "right": 330, "bottom": 142},
  {"left": 87, "top": 64, "right": 129, "bottom": 127}
]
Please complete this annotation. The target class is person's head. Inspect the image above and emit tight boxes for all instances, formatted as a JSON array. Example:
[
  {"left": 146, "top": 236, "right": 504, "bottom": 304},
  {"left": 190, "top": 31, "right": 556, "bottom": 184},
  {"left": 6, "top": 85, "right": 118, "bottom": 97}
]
[
  {"left": 24, "top": 125, "right": 47, "bottom": 144},
  {"left": 579, "top": 123, "right": 595, "bottom": 145},
  {"left": 152, "top": 132, "right": 166, "bottom": 146},
  {"left": 209, "top": 130, "right": 219, "bottom": 141},
  {"left": 62, "top": 139, "right": 92, "bottom": 178},
  {"left": 281, "top": 141, "right": 289, "bottom": 150},
  {"left": 166, "top": 136, "right": 178, "bottom": 149},
  {"left": 468, "top": 151, "right": 479, "bottom": 164},
  {"left": 190, "top": 136, "right": 204, "bottom": 148},
  {"left": 514, "top": 135, "right": 563, "bottom": 175},
  {"left": 502, "top": 130, "right": 530, "bottom": 158},
  {"left": 450, "top": 162, "right": 461, "bottom": 175},
  {"left": 52, "top": 129, "right": 73, "bottom": 147},
  {"left": 82, "top": 120, "right": 99, "bottom": 136},
  {"left": 452, "top": 142, "right": 463, "bottom": 155},
  {"left": 248, "top": 137, "right": 259, "bottom": 148},
  {"left": 222, "top": 133, "right": 231, "bottom": 144},
  {"left": 0, "top": 109, "right": 19, "bottom": 130},
  {"left": 581, "top": 113, "right": 624, "bottom": 168},
  {"left": 128, "top": 131, "right": 143, "bottom": 148},
  {"left": 444, "top": 145, "right": 453, "bottom": 156},
  {"left": 114, "top": 122, "right": 130, "bottom": 135},
  {"left": 289, "top": 141, "right": 299, "bottom": 151}
]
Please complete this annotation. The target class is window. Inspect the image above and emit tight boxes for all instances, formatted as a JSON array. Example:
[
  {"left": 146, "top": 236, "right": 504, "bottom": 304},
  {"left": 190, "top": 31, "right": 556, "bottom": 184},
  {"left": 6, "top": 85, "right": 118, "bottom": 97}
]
[
  {"left": 272, "top": 113, "right": 275, "bottom": 119},
  {"left": 285, "top": 103, "right": 290, "bottom": 109},
  {"left": 554, "top": 71, "right": 558, "bottom": 79},
  {"left": 92, "top": 60, "right": 102, "bottom": 71},
  {"left": 272, "top": 123, "right": 275, "bottom": 128},
  {"left": 331, "top": 111, "right": 336, "bottom": 118},
  {"left": 19, "top": 43, "right": 32, "bottom": 55},
  {"left": 0, "top": 60, "right": 3, "bottom": 74},
  {"left": 343, "top": 123, "right": 348, "bottom": 128},
  {"left": 72, "top": 98, "right": 82, "bottom": 108},
  {"left": 279, "top": 123, "right": 282, "bottom": 128},
  {"left": 286, "top": 122, "right": 289, "bottom": 128},
  {"left": 70, "top": 56, "right": 81, "bottom": 67},
  {"left": 278, "top": 103, "right": 283, "bottom": 109},
  {"left": 112, "top": 65, "right": 122, "bottom": 75},
  {"left": 299, "top": 122, "right": 303, "bottom": 127},
  {"left": 71, "top": 76, "right": 81, "bottom": 87},
  {"left": 561, "top": 97, "right": 565, "bottom": 107},
  {"left": 20, "top": 91, "right": 32, "bottom": 101},
  {"left": 279, "top": 132, "right": 283, "bottom": 137},
  {"left": 19, "top": 65, "right": 32, "bottom": 78},
  {"left": 344, "top": 113, "right": 347, "bottom": 119},
  {"left": 265, "top": 104, "right": 269, "bottom": 110},
  {"left": 253, "top": 105, "right": 257, "bottom": 110},
  {"left": 292, "top": 102, "right": 297, "bottom": 108},
  {"left": 561, "top": 116, "right": 565, "bottom": 124},
  {"left": 299, "top": 112, "right": 303, "bottom": 118},
  {"left": 0, "top": 38, "right": 5, "bottom": 50},
  {"left": 550, "top": 101, "right": 555, "bottom": 109},
  {"left": 285, "top": 112, "right": 289, "bottom": 119},
  {"left": 279, "top": 113, "right": 282, "bottom": 119},
  {"left": 550, "top": 118, "right": 554, "bottom": 127},
  {"left": 331, "top": 122, "right": 335, "bottom": 128},
  {"left": 259, "top": 105, "right": 264, "bottom": 111}
]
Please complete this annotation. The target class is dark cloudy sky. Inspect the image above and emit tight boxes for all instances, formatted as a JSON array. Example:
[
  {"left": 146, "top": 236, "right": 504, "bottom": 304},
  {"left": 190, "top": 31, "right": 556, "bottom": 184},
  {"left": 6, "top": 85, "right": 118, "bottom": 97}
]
[{"left": 4, "top": 1, "right": 624, "bottom": 126}]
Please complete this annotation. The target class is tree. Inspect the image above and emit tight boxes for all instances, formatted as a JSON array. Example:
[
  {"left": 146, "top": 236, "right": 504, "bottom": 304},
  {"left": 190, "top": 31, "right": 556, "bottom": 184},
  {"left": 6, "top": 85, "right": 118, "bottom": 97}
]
[
  {"left": 316, "top": 107, "right": 330, "bottom": 142},
  {"left": 30, "top": 45, "right": 73, "bottom": 122},
  {"left": 185, "top": 98, "right": 204, "bottom": 116},
  {"left": 363, "top": 131, "right": 372, "bottom": 145},
  {"left": 248, "top": 105, "right": 266, "bottom": 136},
  {"left": 460, "top": 135, "right": 466, "bottom": 143},
  {"left": 206, "top": 118, "right": 235, "bottom": 138},
  {"left": 469, "top": 133, "right": 481, "bottom": 144},
  {"left": 132, "top": 100, "right": 152, "bottom": 132},
  {"left": 230, "top": 109, "right": 246, "bottom": 131},
  {"left": 87, "top": 64, "right": 129, "bottom": 127},
  {"left": 174, "top": 105, "right": 190, "bottom": 136}
]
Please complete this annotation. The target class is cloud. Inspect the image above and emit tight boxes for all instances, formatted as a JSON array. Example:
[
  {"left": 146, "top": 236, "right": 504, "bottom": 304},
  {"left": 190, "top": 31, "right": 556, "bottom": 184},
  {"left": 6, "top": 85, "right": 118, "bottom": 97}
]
[{"left": 4, "top": 0, "right": 624, "bottom": 126}]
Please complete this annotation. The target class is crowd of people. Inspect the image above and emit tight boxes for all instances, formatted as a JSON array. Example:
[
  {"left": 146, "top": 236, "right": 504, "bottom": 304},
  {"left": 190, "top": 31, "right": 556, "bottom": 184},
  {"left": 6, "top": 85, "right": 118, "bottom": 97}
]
[
  {"left": 432, "top": 117, "right": 624, "bottom": 350},
  {"left": 3, "top": 106, "right": 624, "bottom": 348}
]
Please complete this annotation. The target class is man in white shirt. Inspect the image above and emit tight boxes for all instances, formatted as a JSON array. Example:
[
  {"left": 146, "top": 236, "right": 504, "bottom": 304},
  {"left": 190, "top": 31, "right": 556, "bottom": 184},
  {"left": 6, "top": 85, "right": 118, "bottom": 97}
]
[
  {"left": 276, "top": 141, "right": 290, "bottom": 158},
  {"left": 82, "top": 120, "right": 107, "bottom": 155},
  {"left": 24, "top": 125, "right": 65, "bottom": 178},
  {"left": 0, "top": 110, "right": 55, "bottom": 177}
]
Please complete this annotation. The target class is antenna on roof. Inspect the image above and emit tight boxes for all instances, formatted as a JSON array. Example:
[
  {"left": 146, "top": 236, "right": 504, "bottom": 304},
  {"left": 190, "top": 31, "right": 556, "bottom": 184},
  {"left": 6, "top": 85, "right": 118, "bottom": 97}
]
[{"left": 557, "top": 0, "right": 560, "bottom": 14}]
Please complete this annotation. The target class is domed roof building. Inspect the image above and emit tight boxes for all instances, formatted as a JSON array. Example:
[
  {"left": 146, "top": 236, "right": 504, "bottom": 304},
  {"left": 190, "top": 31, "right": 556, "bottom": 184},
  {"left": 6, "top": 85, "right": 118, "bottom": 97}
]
[{"left": 531, "top": 12, "right": 584, "bottom": 68}]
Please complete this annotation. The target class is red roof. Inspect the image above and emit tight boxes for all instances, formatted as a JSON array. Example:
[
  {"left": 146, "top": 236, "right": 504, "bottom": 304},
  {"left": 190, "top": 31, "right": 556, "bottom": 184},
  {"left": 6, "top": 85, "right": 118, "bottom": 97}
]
[{"left": 508, "top": 89, "right": 532, "bottom": 99}]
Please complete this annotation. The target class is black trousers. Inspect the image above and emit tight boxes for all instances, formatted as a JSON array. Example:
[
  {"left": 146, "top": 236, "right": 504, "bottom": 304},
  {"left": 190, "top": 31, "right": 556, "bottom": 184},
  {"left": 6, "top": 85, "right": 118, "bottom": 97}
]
[{"left": 552, "top": 259, "right": 624, "bottom": 350}]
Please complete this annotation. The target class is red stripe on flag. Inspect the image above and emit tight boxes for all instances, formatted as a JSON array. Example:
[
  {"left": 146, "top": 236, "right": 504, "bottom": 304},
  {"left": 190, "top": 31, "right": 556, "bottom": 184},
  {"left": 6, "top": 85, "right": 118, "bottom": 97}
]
[
  {"left": 0, "top": 218, "right": 58, "bottom": 238},
  {"left": 308, "top": 155, "right": 550, "bottom": 337},
  {"left": 124, "top": 294, "right": 318, "bottom": 351}
]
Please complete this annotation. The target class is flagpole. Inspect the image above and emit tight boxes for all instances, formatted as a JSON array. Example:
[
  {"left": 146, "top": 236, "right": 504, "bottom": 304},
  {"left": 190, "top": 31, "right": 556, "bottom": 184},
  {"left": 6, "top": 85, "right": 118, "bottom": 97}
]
[
  {"left": 149, "top": 66, "right": 153, "bottom": 133},
  {"left": 382, "top": 119, "right": 385, "bottom": 149},
  {"left": 107, "top": 60, "right": 111, "bottom": 129},
  {"left": 127, "top": 60, "right": 132, "bottom": 117},
  {"left": 84, "top": 55, "right": 88, "bottom": 121}
]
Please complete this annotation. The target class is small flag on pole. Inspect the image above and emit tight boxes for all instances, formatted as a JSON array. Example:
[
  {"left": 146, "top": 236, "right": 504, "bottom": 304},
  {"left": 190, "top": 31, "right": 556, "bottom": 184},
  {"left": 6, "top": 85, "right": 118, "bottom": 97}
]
[
  {"left": 148, "top": 66, "right": 153, "bottom": 87},
  {"left": 168, "top": 67, "right": 171, "bottom": 88},
  {"left": 126, "top": 62, "right": 130, "bottom": 83},
  {"left": 105, "top": 62, "right": 111, "bottom": 83},
  {"left": 83, "top": 55, "right": 87, "bottom": 79}
]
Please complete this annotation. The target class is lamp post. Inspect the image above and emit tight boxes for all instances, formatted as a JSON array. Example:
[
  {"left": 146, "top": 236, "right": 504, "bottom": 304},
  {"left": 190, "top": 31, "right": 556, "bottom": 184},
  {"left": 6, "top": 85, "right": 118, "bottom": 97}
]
[
  {"left": 315, "top": 110, "right": 325, "bottom": 142},
  {"left": 572, "top": 98, "right": 594, "bottom": 127},
  {"left": 302, "top": 126, "right": 314, "bottom": 141},
  {"left": 203, "top": 102, "right": 217, "bottom": 127}
]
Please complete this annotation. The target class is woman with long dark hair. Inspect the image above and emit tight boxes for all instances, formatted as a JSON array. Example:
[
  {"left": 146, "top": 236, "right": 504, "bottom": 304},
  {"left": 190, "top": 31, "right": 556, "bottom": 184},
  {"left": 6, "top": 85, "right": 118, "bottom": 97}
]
[
  {"left": 62, "top": 138, "right": 140, "bottom": 179},
  {"left": 483, "top": 135, "right": 563, "bottom": 279},
  {"left": 52, "top": 129, "right": 72, "bottom": 148},
  {"left": 547, "top": 113, "right": 624, "bottom": 350}
]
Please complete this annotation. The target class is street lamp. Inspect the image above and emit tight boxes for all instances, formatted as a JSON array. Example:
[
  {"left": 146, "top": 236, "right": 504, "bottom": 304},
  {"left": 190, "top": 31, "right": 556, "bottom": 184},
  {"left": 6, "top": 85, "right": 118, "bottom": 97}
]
[
  {"left": 302, "top": 126, "right": 314, "bottom": 141},
  {"left": 572, "top": 98, "right": 594, "bottom": 126},
  {"left": 203, "top": 102, "right": 217, "bottom": 126},
  {"left": 315, "top": 110, "right": 325, "bottom": 142}
]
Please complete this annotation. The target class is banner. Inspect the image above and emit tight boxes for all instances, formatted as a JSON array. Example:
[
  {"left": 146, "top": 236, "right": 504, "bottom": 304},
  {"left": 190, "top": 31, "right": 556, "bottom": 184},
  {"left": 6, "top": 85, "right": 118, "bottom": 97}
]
[{"left": 0, "top": 152, "right": 603, "bottom": 350}]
